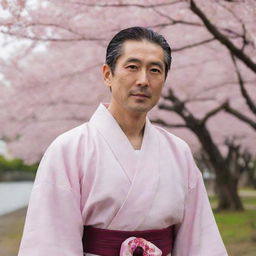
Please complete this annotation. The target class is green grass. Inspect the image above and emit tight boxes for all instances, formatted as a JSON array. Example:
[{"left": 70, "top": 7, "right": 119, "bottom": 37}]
[
  {"left": 210, "top": 190, "right": 256, "bottom": 256},
  {"left": 214, "top": 210, "right": 256, "bottom": 244},
  {"left": 242, "top": 197, "right": 256, "bottom": 205}
]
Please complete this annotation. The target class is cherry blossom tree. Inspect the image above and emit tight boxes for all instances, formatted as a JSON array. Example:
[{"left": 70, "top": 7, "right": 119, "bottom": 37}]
[
  {"left": 0, "top": 0, "right": 256, "bottom": 210},
  {"left": 152, "top": 0, "right": 256, "bottom": 210}
]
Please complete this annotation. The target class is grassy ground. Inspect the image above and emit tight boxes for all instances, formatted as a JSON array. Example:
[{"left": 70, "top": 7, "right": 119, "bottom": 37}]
[
  {"left": 210, "top": 190, "right": 256, "bottom": 256},
  {"left": 215, "top": 210, "right": 256, "bottom": 256},
  {"left": 0, "top": 190, "right": 256, "bottom": 256}
]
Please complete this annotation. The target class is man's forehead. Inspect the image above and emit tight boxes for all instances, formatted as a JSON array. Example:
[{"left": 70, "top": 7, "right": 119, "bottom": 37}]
[{"left": 119, "top": 40, "right": 165, "bottom": 62}]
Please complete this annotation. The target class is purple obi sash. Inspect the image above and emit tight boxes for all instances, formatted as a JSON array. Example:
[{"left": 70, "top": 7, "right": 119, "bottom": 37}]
[{"left": 82, "top": 225, "right": 174, "bottom": 256}]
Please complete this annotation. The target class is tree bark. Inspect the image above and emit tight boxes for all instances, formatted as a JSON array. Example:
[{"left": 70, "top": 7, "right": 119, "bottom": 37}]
[
  {"left": 191, "top": 124, "right": 244, "bottom": 210},
  {"left": 215, "top": 171, "right": 243, "bottom": 211},
  {"left": 159, "top": 93, "right": 244, "bottom": 211}
]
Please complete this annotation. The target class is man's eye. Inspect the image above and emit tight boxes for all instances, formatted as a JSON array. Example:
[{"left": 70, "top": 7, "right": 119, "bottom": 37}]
[
  {"left": 151, "top": 68, "right": 161, "bottom": 73},
  {"left": 127, "top": 65, "right": 137, "bottom": 70}
]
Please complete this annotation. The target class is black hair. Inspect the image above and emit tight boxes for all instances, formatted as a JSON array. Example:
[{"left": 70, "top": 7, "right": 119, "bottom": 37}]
[{"left": 106, "top": 26, "right": 172, "bottom": 78}]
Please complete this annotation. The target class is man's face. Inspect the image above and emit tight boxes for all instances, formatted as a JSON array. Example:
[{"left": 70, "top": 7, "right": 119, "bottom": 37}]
[{"left": 103, "top": 40, "right": 166, "bottom": 115}]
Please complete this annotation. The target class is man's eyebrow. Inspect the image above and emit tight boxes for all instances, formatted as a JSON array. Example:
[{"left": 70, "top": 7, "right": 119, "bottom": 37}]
[
  {"left": 150, "top": 61, "right": 164, "bottom": 70},
  {"left": 124, "top": 58, "right": 141, "bottom": 65},
  {"left": 124, "top": 58, "right": 164, "bottom": 70}
]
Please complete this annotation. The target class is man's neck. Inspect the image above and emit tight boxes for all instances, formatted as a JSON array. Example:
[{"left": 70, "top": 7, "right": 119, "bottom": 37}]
[{"left": 107, "top": 104, "right": 146, "bottom": 150}]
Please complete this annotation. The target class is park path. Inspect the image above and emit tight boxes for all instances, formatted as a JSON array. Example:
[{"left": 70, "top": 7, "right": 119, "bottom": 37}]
[
  {"left": 239, "top": 189, "right": 256, "bottom": 197},
  {"left": 0, "top": 207, "right": 27, "bottom": 256}
]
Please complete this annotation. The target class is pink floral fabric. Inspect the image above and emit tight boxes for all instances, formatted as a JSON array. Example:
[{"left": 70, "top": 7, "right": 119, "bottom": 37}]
[{"left": 120, "top": 237, "right": 162, "bottom": 256}]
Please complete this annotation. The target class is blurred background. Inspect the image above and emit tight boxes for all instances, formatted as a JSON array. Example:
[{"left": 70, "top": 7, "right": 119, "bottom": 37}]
[{"left": 0, "top": 0, "right": 256, "bottom": 255}]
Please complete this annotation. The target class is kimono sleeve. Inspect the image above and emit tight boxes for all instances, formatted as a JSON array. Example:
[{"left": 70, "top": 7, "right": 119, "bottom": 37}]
[
  {"left": 18, "top": 133, "right": 84, "bottom": 256},
  {"left": 172, "top": 147, "right": 228, "bottom": 256}
]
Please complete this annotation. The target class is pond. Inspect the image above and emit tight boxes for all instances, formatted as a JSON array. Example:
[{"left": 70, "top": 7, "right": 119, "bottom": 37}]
[{"left": 0, "top": 181, "right": 34, "bottom": 215}]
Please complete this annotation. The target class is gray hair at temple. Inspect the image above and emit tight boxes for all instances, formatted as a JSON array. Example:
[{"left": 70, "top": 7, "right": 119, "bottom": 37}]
[{"left": 105, "top": 26, "right": 172, "bottom": 79}]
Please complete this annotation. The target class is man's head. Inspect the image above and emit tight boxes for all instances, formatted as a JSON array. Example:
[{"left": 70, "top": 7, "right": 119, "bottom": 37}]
[
  {"left": 106, "top": 27, "right": 172, "bottom": 79},
  {"left": 103, "top": 27, "right": 172, "bottom": 115}
]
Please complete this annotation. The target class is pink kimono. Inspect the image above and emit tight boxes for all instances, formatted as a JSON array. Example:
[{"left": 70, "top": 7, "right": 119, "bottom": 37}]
[{"left": 18, "top": 104, "right": 227, "bottom": 256}]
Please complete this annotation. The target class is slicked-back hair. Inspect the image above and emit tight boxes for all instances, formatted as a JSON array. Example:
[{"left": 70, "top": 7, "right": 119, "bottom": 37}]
[{"left": 106, "top": 27, "right": 172, "bottom": 79}]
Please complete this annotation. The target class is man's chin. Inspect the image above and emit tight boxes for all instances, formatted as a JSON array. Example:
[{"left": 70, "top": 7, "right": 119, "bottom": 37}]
[{"left": 126, "top": 104, "right": 153, "bottom": 114}]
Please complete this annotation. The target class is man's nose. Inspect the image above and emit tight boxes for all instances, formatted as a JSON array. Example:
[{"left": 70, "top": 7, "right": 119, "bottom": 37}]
[{"left": 136, "top": 70, "right": 149, "bottom": 87}]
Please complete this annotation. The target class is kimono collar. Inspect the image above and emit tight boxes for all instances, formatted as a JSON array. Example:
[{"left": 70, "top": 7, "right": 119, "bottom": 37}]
[
  {"left": 89, "top": 103, "right": 160, "bottom": 230},
  {"left": 89, "top": 103, "right": 158, "bottom": 179}
]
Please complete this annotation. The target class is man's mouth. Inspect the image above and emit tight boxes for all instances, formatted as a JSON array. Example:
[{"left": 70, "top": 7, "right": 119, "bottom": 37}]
[{"left": 131, "top": 93, "right": 150, "bottom": 98}]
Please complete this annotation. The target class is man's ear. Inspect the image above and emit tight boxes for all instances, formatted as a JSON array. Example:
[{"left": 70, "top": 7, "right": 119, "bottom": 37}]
[{"left": 102, "top": 64, "right": 113, "bottom": 89}]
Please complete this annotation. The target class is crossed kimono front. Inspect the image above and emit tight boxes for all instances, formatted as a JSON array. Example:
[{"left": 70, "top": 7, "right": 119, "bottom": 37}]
[{"left": 18, "top": 104, "right": 227, "bottom": 256}]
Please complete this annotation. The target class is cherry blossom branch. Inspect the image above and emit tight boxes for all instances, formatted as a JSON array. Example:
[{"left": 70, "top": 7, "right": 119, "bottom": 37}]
[
  {"left": 160, "top": 89, "right": 198, "bottom": 122},
  {"left": 230, "top": 54, "right": 256, "bottom": 114},
  {"left": 151, "top": 21, "right": 201, "bottom": 29},
  {"left": 151, "top": 7, "right": 202, "bottom": 27},
  {"left": 159, "top": 88, "right": 228, "bottom": 128},
  {"left": 172, "top": 38, "right": 215, "bottom": 52},
  {"left": 0, "top": 30, "right": 104, "bottom": 42},
  {"left": 190, "top": 0, "right": 256, "bottom": 73},
  {"left": 161, "top": 87, "right": 256, "bottom": 130},
  {"left": 216, "top": 0, "right": 253, "bottom": 49},
  {"left": 201, "top": 101, "right": 228, "bottom": 124},
  {"left": 151, "top": 119, "right": 187, "bottom": 128},
  {"left": 184, "top": 97, "right": 215, "bottom": 103},
  {"left": 224, "top": 102, "right": 256, "bottom": 130},
  {"left": 17, "top": 22, "right": 89, "bottom": 38},
  {"left": 73, "top": 1, "right": 185, "bottom": 8}
]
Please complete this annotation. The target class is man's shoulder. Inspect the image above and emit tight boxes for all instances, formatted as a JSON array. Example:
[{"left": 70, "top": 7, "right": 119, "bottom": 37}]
[
  {"left": 48, "top": 122, "right": 90, "bottom": 151},
  {"left": 153, "top": 124, "right": 201, "bottom": 189},
  {"left": 153, "top": 124, "right": 189, "bottom": 151}
]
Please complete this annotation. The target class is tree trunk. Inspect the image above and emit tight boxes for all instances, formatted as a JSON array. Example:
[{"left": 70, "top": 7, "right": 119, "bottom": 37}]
[
  {"left": 215, "top": 171, "right": 244, "bottom": 211},
  {"left": 190, "top": 124, "right": 244, "bottom": 211},
  {"left": 160, "top": 90, "right": 245, "bottom": 211}
]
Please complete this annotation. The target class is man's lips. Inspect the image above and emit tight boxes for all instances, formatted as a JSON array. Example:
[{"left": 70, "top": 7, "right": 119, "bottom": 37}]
[{"left": 130, "top": 93, "right": 150, "bottom": 98}]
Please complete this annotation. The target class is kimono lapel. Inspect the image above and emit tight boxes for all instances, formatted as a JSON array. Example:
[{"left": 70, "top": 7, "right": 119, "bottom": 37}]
[
  {"left": 108, "top": 118, "right": 160, "bottom": 230},
  {"left": 89, "top": 104, "right": 138, "bottom": 182},
  {"left": 90, "top": 104, "right": 160, "bottom": 230}
]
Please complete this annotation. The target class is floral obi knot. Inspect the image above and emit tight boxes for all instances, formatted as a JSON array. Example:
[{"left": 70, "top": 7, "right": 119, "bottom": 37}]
[{"left": 120, "top": 237, "right": 163, "bottom": 256}]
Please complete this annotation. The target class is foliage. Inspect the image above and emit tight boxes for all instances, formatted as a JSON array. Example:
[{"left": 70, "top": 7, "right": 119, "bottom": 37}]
[{"left": 0, "top": 155, "right": 38, "bottom": 173}]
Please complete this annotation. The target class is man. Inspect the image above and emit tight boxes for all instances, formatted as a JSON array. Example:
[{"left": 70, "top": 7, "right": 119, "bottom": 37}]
[{"left": 18, "top": 27, "right": 227, "bottom": 256}]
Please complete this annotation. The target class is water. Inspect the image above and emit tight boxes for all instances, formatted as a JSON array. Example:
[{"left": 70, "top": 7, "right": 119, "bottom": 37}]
[{"left": 0, "top": 181, "right": 33, "bottom": 215}]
